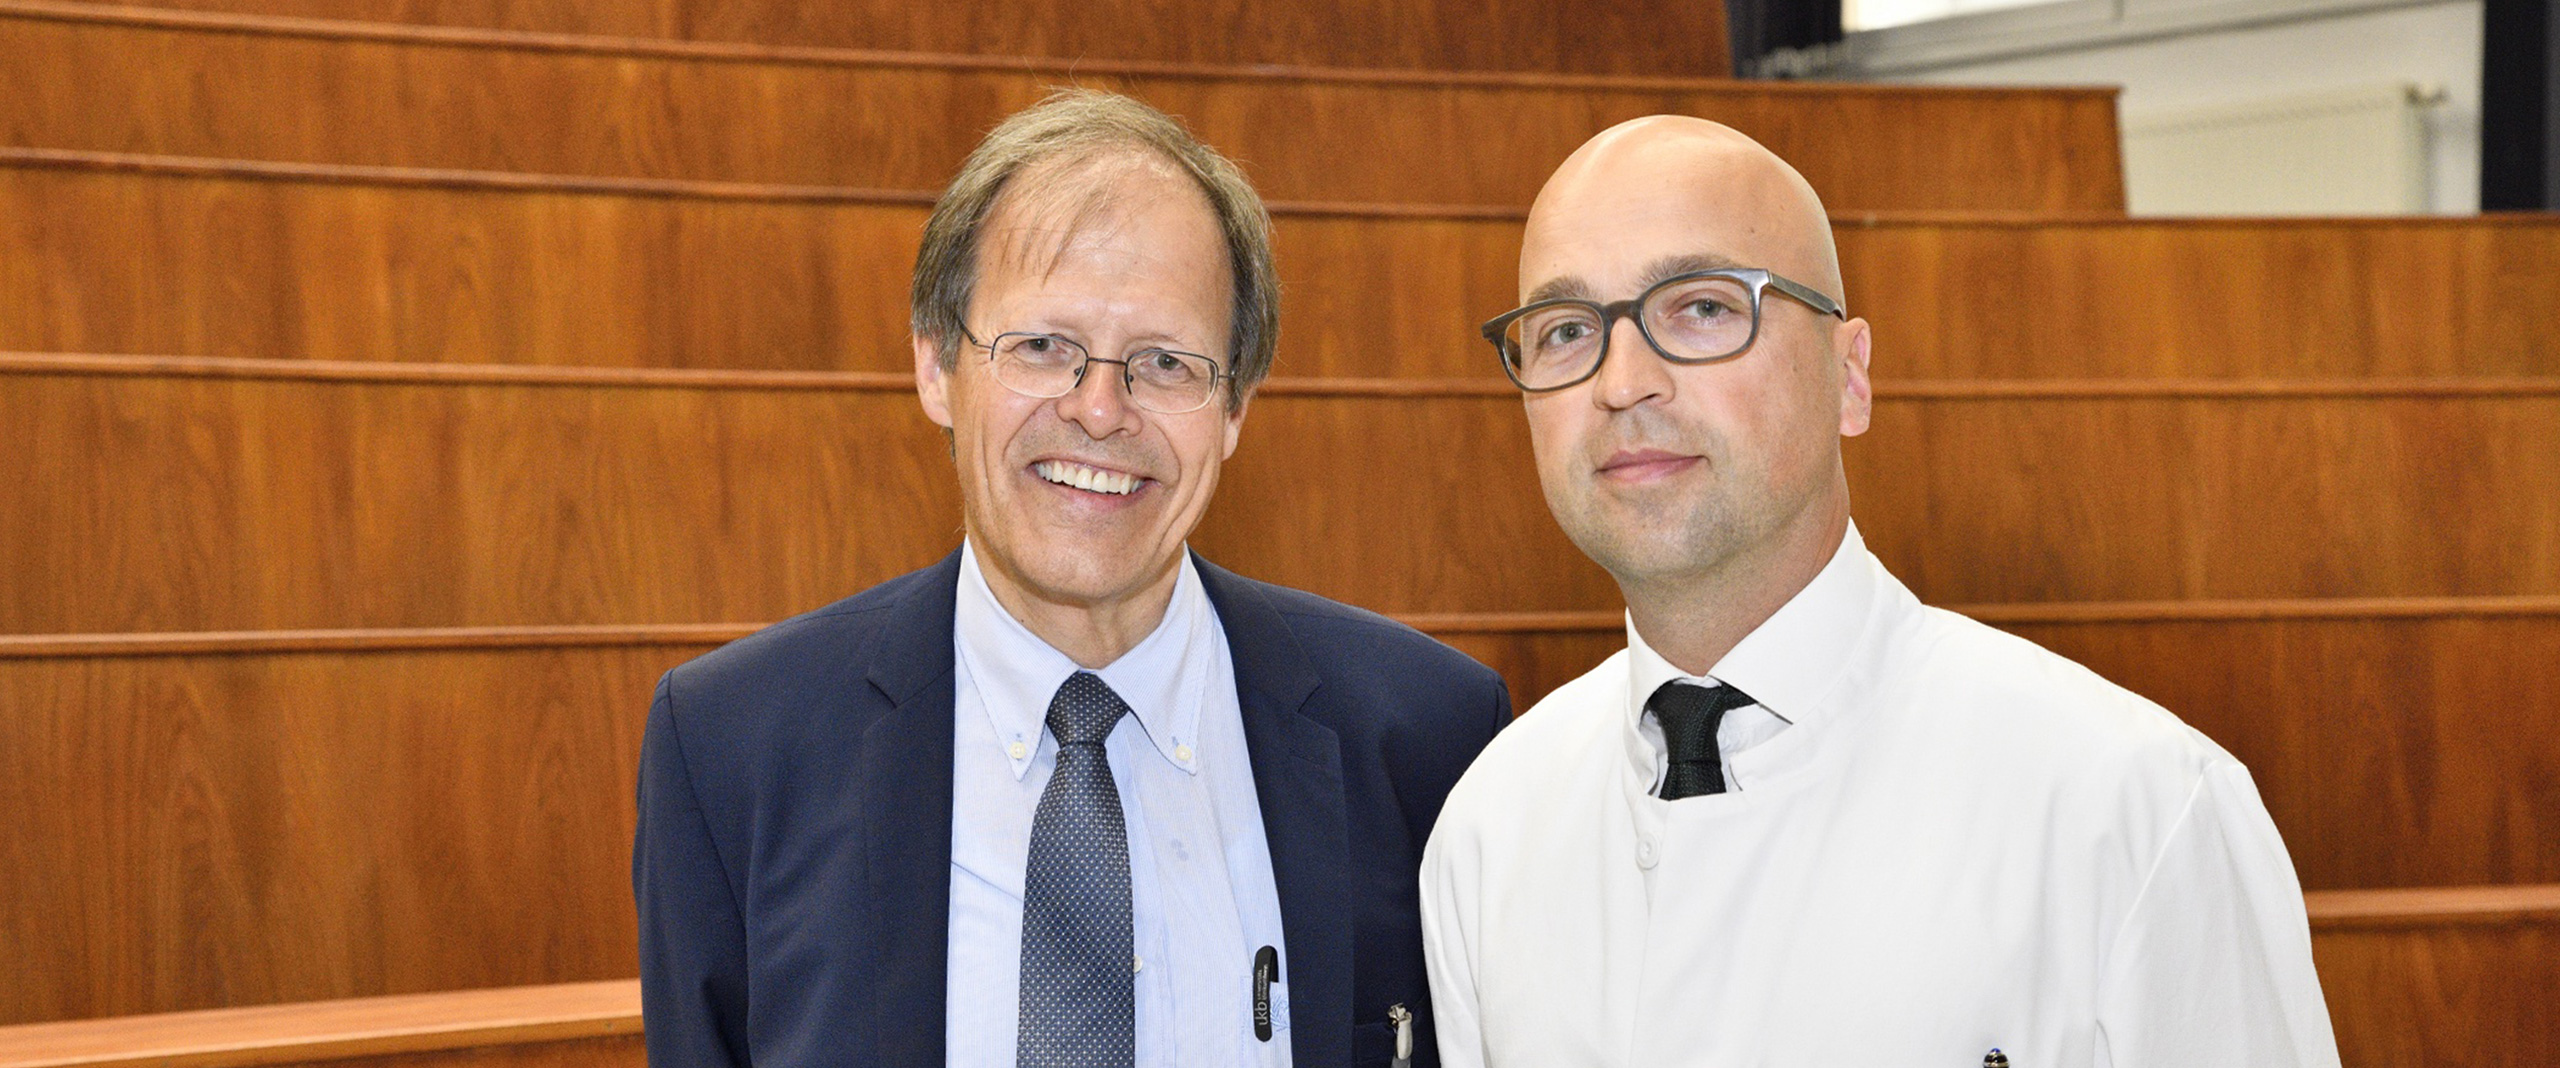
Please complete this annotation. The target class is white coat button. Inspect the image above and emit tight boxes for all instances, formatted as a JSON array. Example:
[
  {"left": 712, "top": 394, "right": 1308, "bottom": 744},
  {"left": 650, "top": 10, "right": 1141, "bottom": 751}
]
[
  {"left": 1636, "top": 835, "right": 1659, "bottom": 869},
  {"left": 1007, "top": 742, "right": 1028, "bottom": 761}
]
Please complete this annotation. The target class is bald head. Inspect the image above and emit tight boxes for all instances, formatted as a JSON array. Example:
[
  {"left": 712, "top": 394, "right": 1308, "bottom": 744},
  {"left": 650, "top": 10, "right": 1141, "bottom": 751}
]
[
  {"left": 1522, "top": 116, "right": 1844, "bottom": 308},
  {"left": 1505, "top": 116, "right": 1874, "bottom": 673}
]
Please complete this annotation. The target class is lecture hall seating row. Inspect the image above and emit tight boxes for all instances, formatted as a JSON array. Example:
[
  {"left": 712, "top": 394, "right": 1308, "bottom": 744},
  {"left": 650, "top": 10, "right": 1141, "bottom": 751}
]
[
  {"left": 0, "top": 1, "right": 2112, "bottom": 210},
  {"left": 6, "top": 0, "right": 1737, "bottom": 76},
  {"left": 9, "top": 154, "right": 2560, "bottom": 378},
  {"left": 6, "top": 605, "right": 2558, "bottom": 1022},
  {"left": 3, "top": 890, "right": 2555, "bottom": 1067},
  {"left": 7, "top": 358, "right": 2559, "bottom": 631}
]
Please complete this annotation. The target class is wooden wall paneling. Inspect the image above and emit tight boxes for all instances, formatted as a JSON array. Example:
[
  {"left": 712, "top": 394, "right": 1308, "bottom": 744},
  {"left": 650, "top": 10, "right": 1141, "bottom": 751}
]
[
  {"left": 3, "top": 903, "right": 2550, "bottom": 1066},
  {"left": 6, "top": 0, "right": 1731, "bottom": 78},
  {"left": 1846, "top": 388, "right": 2560, "bottom": 604},
  {"left": 0, "top": 365, "right": 1612, "bottom": 632},
  {"left": 1837, "top": 217, "right": 2560, "bottom": 380},
  {"left": 3, "top": 622, "right": 2554, "bottom": 1023},
  {"left": 291, "top": 1038, "right": 643, "bottom": 1068},
  {"left": 0, "top": 647, "right": 698, "bottom": 1024},
  {"left": 1, "top": 367, "right": 974, "bottom": 633},
  {"left": 2000, "top": 612, "right": 2560, "bottom": 891},
  {"left": 9, "top": 363, "right": 2560, "bottom": 631},
  {"left": 9, "top": 162, "right": 2559, "bottom": 378},
  {"left": 1427, "top": 625, "right": 1625, "bottom": 709},
  {"left": 0, "top": 9, "right": 2131, "bottom": 210},
  {"left": 0, "top": 165, "right": 924, "bottom": 371},
  {"left": 2314, "top": 919, "right": 2560, "bottom": 1067}
]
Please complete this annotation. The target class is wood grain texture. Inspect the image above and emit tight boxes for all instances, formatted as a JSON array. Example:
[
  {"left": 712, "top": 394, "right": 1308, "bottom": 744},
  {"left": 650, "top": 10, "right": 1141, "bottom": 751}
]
[
  {"left": 9, "top": 163, "right": 2556, "bottom": 379},
  {"left": 286, "top": 1037, "right": 639, "bottom": 1068},
  {"left": 9, "top": 363, "right": 2558, "bottom": 632},
  {"left": 0, "top": 163, "right": 924, "bottom": 372},
  {"left": 2006, "top": 616, "right": 2560, "bottom": 891},
  {"left": 5, "top": 897, "right": 2554, "bottom": 1064},
  {"left": 6, "top": 0, "right": 1732, "bottom": 77},
  {"left": 1847, "top": 391, "right": 2560, "bottom": 604},
  {"left": 0, "top": 647, "right": 681, "bottom": 1024},
  {"left": 2, "top": 615, "right": 2553, "bottom": 1027},
  {"left": 2309, "top": 883, "right": 2560, "bottom": 929},
  {"left": 0, "top": 7, "right": 2133, "bottom": 210},
  {"left": 0, "top": 981, "right": 636, "bottom": 1068},
  {"left": 1433, "top": 629, "right": 1625, "bottom": 710},
  {"left": 0, "top": 1036, "right": 642, "bottom": 1068},
  {"left": 2315, "top": 921, "right": 2560, "bottom": 1068},
  {"left": 1835, "top": 215, "right": 2560, "bottom": 380},
  {"left": 0, "top": 367, "right": 1616, "bottom": 633}
]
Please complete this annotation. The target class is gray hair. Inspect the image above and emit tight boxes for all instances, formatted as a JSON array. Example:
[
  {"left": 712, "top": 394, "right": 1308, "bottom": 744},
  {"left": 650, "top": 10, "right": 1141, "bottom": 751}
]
[{"left": 909, "top": 88, "right": 1280, "bottom": 410}]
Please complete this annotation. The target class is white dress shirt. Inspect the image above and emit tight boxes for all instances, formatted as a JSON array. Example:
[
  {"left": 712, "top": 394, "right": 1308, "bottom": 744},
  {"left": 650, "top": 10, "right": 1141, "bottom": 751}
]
[
  {"left": 947, "top": 542, "right": 1292, "bottom": 1067},
  {"left": 1421, "top": 524, "right": 2339, "bottom": 1068}
]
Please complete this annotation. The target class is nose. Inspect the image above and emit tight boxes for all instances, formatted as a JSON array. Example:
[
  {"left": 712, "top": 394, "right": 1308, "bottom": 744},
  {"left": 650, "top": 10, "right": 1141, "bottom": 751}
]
[
  {"left": 1589, "top": 315, "right": 1671, "bottom": 412},
  {"left": 1056, "top": 358, "right": 1145, "bottom": 439}
]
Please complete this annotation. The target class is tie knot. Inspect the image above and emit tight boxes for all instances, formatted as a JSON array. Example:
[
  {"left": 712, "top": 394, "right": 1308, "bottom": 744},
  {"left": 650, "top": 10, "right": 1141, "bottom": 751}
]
[
  {"left": 1047, "top": 671, "right": 1129, "bottom": 747},
  {"left": 1647, "top": 679, "right": 1756, "bottom": 764}
]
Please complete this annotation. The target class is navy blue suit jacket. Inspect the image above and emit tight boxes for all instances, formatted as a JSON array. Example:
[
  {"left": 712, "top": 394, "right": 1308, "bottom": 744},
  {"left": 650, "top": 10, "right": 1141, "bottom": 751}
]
[{"left": 634, "top": 550, "right": 1510, "bottom": 1065}]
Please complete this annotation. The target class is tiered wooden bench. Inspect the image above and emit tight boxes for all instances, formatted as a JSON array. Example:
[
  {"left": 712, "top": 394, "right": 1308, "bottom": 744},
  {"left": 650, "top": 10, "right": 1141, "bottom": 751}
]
[
  {"left": 0, "top": 1, "right": 2113, "bottom": 211},
  {"left": 2, "top": 890, "right": 2549, "bottom": 1066}
]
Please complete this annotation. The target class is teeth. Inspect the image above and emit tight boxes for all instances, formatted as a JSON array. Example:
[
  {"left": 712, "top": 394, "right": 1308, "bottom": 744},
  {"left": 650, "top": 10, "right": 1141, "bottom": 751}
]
[{"left": 1035, "top": 460, "right": 1140, "bottom": 496}]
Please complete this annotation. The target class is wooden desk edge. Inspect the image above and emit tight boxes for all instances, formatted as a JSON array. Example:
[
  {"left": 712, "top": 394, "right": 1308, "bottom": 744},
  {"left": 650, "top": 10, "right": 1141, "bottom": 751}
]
[
  {"left": 2306, "top": 884, "right": 2560, "bottom": 931},
  {"left": 0, "top": 981, "right": 641, "bottom": 1068}
]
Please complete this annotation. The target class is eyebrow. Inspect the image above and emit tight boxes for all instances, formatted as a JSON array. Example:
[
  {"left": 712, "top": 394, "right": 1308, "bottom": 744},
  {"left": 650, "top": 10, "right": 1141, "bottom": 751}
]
[
  {"left": 1638, "top": 252, "right": 1747, "bottom": 286},
  {"left": 1525, "top": 275, "right": 1595, "bottom": 305},
  {"left": 1523, "top": 252, "right": 1749, "bottom": 305}
]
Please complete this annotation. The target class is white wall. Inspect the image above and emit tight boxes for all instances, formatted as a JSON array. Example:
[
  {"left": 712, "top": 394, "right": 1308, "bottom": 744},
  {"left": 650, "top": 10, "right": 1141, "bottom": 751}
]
[{"left": 1839, "top": 0, "right": 2484, "bottom": 213}]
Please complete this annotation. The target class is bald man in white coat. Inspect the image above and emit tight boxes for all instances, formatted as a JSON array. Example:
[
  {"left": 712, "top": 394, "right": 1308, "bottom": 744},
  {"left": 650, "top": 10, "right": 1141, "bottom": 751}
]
[{"left": 1418, "top": 118, "right": 2340, "bottom": 1067}]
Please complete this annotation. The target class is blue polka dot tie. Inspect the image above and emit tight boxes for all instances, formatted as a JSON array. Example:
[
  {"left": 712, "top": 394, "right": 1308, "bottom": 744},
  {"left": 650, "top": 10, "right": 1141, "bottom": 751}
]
[{"left": 1017, "top": 671, "right": 1136, "bottom": 1068}]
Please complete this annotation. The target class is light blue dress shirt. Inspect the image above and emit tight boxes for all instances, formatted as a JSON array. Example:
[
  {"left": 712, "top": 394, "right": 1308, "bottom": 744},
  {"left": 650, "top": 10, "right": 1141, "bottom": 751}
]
[{"left": 946, "top": 542, "right": 1293, "bottom": 1067}]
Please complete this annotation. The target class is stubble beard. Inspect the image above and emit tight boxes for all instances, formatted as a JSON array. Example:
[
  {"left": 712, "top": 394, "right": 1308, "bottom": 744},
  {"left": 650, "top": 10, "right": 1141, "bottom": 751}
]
[{"left": 1551, "top": 471, "right": 1761, "bottom": 596}]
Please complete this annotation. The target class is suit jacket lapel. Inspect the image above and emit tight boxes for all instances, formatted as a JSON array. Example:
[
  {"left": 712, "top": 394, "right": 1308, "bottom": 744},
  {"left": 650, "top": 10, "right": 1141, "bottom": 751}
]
[
  {"left": 1197, "top": 554, "right": 1354, "bottom": 1067},
  {"left": 858, "top": 549, "right": 962, "bottom": 1064}
]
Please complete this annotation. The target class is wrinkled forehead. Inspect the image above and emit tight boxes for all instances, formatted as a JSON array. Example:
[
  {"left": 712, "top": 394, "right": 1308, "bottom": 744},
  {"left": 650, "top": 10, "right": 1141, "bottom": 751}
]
[{"left": 1518, "top": 127, "right": 1840, "bottom": 305}]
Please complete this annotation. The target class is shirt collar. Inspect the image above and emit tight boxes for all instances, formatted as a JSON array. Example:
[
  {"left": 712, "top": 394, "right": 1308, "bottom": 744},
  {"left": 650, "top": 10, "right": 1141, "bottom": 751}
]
[
  {"left": 1624, "top": 521, "right": 1879, "bottom": 741},
  {"left": 955, "top": 541, "right": 1210, "bottom": 780}
]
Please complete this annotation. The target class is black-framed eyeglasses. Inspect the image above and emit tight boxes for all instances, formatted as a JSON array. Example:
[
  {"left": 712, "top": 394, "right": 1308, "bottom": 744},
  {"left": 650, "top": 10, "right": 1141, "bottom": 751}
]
[
  {"left": 961, "top": 327, "right": 1232, "bottom": 415},
  {"left": 1480, "top": 268, "right": 1847, "bottom": 393}
]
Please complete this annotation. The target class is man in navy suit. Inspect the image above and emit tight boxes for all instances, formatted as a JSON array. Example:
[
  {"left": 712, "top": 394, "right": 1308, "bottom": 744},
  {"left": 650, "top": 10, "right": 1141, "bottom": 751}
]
[{"left": 633, "top": 89, "right": 1510, "bottom": 1067}]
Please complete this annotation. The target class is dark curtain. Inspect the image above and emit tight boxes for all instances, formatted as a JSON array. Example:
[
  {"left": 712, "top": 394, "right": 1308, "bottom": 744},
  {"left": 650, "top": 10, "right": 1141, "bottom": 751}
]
[
  {"left": 1727, "top": 0, "right": 1846, "bottom": 78},
  {"left": 2482, "top": 0, "right": 2560, "bottom": 208}
]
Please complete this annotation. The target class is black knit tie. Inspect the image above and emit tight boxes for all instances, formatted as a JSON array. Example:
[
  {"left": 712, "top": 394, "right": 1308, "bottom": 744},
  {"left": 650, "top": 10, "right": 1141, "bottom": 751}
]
[{"left": 1647, "top": 679, "right": 1760, "bottom": 800}]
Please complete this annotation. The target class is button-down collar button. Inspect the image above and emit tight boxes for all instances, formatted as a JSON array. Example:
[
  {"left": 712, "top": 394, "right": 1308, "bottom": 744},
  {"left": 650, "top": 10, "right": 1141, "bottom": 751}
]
[
  {"left": 1173, "top": 743, "right": 1194, "bottom": 763},
  {"left": 1007, "top": 741, "right": 1029, "bottom": 761}
]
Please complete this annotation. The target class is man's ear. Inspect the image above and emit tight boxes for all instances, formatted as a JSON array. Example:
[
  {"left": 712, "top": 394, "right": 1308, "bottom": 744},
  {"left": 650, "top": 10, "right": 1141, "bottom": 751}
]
[
  {"left": 1219, "top": 391, "right": 1251, "bottom": 460},
  {"left": 916, "top": 334, "right": 954, "bottom": 429},
  {"left": 1836, "top": 317, "right": 1873, "bottom": 438}
]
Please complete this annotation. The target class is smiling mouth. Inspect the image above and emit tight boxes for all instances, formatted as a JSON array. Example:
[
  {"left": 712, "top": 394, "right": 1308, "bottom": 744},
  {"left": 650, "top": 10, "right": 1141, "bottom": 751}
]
[{"left": 1033, "top": 459, "right": 1144, "bottom": 496}]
